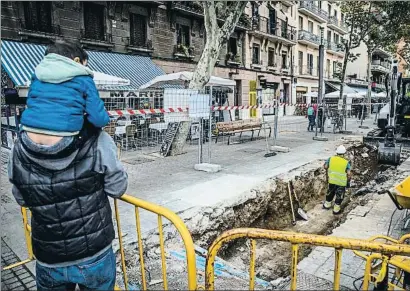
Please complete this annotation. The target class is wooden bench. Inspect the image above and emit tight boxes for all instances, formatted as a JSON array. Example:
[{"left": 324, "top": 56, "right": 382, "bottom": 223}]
[{"left": 215, "top": 118, "right": 271, "bottom": 145}]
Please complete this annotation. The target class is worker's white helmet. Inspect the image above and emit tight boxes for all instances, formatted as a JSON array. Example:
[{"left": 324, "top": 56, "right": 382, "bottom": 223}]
[{"left": 336, "top": 145, "right": 346, "bottom": 155}]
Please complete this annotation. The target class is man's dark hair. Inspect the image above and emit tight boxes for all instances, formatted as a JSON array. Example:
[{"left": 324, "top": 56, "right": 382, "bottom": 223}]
[{"left": 45, "top": 40, "right": 88, "bottom": 63}]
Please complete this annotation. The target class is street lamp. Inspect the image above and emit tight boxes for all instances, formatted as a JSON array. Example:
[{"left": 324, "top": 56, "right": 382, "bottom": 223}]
[{"left": 313, "top": 26, "right": 328, "bottom": 141}]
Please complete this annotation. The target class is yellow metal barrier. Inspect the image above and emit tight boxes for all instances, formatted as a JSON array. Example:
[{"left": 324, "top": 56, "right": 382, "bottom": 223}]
[
  {"left": 2, "top": 207, "right": 33, "bottom": 271},
  {"left": 354, "top": 233, "right": 410, "bottom": 290},
  {"left": 2, "top": 195, "right": 198, "bottom": 291},
  {"left": 205, "top": 228, "right": 410, "bottom": 291},
  {"left": 114, "top": 194, "right": 197, "bottom": 290}
]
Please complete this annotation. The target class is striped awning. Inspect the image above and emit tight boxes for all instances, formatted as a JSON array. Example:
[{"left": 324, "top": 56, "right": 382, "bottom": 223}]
[{"left": 1, "top": 40, "right": 167, "bottom": 90}]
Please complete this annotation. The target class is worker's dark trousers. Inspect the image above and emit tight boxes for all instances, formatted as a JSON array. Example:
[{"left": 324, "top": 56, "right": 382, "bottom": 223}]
[{"left": 326, "top": 183, "right": 346, "bottom": 205}]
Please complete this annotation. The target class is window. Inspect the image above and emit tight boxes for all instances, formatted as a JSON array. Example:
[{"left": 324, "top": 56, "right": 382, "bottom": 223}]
[
  {"left": 334, "top": 10, "right": 338, "bottom": 18},
  {"left": 316, "top": 56, "right": 319, "bottom": 76},
  {"left": 318, "top": 1, "right": 322, "bottom": 9},
  {"left": 228, "top": 37, "right": 238, "bottom": 56},
  {"left": 334, "top": 33, "right": 340, "bottom": 44},
  {"left": 129, "top": 14, "right": 147, "bottom": 47},
  {"left": 281, "top": 20, "right": 287, "bottom": 37},
  {"left": 341, "top": 13, "right": 345, "bottom": 22},
  {"left": 299, "top": 16, "right": 303, "bottom": 30},
  {"left": 23, "top": 2, "right": 52, "bottom": 33},
  {"left": 268, "top": 49, "right": 275, "bottom": 66},
  {"left": 328, "top": 4, "right": 332, "bottom": 16},
  {"left": 327, "top": 30, "right": 331, "bottom": 42},
  {"left": 308, "top": 21, "right": 313, "bottom": 33},
  {"left": 83, "top": 2, "right": 105, "bottom": 40},
  {"left": 290, "top": 6, "right": 293, "bottom": 17},
  {"left": 333, "top": 61, "right": 338, "bottom": 74},
  {"left": 269, "top": 9, "right": 276, "bottom": 34},
  {"left": 282, "top": 53, "right": 287, "bottom": 69},
  {"left": 298, "top": 51, "right": 303, "bottom": 75},
  {"left": 176, "top": 23, "right": 190, "bottom": 47},
  {"left": 327, "top": 59, "right": 331, "bottom": 78},
  {"left": 307, "top": 53, "right": 313, "bottom": 75},
  {"left": 317, "top": 25, "right": 321, "bottom": 35},
  {"left": 252, "top": 44, "right": 260, "bottom": 64}
]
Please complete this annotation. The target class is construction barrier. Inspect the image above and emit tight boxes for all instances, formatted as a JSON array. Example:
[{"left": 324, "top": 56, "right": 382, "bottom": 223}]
[
  {"left": 2, "top": 195, "right": 198, "bottom": 291},
  {"left": 354, "top": 234, "right": 410, "bottom": 290},
  {"left": 204, "top": 228, "right": 410, "bottom": 291}
]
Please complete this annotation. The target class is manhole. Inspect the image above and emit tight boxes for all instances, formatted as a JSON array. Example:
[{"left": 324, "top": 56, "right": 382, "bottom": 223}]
[
  {"left": 1, "top": 238, "right": 36, "bottom": 290},
  {"left": 123, "top": 156, "right": 155, "bottom": 165},
  {"left": 241, "top": 148, "right": 265, "bottom": 154}
]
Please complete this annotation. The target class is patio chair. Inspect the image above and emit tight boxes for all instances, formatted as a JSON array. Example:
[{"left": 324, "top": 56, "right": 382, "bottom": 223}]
[{"left": 121, "top": 124, "right": 137, "bottom": 151}]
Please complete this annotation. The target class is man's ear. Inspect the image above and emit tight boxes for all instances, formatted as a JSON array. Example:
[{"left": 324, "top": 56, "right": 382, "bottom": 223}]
[{"left": 73, "top": 57, "right": 81, "bottom": 63}]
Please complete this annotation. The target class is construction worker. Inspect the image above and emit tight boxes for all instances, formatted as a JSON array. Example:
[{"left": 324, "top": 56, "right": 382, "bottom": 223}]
[
  {"left": 323, "top": 145, "right": 351, "bottom": 214},
  {"left": 307, "top": 104, "right": 315, "bottom": 132}
]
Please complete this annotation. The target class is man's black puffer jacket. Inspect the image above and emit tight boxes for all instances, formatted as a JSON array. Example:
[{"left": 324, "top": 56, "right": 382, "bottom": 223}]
[{"left": 11, "top": 130, "right": 115, "bottom": 264}]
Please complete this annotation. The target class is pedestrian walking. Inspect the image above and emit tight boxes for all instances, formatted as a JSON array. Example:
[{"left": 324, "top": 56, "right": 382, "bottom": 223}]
[
  {"left": 323, "top": 145, "right": 351, "bottom": 214},
  {"left": 307, "top": 104, "right": 315, "bottom": 132}
]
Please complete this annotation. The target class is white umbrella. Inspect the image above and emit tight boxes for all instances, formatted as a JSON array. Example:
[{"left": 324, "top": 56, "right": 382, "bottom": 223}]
[
  {"left": 139, "top": 71, "right": 236, "bottom": 89},
  {"left": 92, "top": 71, "right": 130, "bottom": 86}
]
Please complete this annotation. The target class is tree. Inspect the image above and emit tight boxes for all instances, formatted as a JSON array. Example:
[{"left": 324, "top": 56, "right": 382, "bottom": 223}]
[
  {"left": 189, "top": 1, "right": 248, "bottom": 89},
  {"left": 338, "top": 2, "right": 383, "bottom": 104},
  {"left": 378, "top": 1, "right": 410, "bottom": 72}
]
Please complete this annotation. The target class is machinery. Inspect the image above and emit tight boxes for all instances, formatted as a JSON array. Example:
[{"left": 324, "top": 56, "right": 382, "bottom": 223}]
[{"left": 364, "top": 60, "right": 410, "bottom": 165}]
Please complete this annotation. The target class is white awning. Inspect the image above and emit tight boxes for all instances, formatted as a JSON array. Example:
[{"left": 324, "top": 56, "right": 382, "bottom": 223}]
[
  {"left": 92, "top": 71, "right": 130, "bottom": 87},
  {"left": 139, "top": 71, "right": 236, "bottom": 89}
]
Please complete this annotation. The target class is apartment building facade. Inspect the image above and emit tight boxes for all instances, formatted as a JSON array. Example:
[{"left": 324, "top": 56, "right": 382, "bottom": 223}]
[
  {"left": 345, "top": 42, "right": 392, "bottom": 94},
  {"left": 1, "top": 1, "right": 348, "bottom": 109}
]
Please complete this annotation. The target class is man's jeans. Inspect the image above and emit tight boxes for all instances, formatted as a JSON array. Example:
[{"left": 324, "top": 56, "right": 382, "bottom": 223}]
[{"left": 36, "top": 248, "right": 116, "bottom": 291}]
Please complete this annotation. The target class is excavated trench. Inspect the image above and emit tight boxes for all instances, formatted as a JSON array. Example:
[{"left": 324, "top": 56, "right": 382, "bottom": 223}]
[{"left": 116, "top": 142, "right": 404, "bottom": 289}]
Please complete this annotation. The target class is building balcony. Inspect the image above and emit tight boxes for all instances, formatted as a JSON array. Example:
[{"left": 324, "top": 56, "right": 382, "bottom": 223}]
[
  {"left": 173, "top": 44, "right": 195, "bottom": 60},
  {"left": 80, "top": 30, "right": 114, "bottom": 48},
  {"left": 326, "top": 41, "right": 344, "bottom": 56},
  {"left": 251, "top": 59, "right": 263, "bottom": 70},
  {"left": 126, "top": 38, "right": 154, "bottom": 54},
  {"left": 18, "top": 19, "right": 61, "bottom": 41},
  {"left": 170, "top": 2, "right": 251, "bottom": 30},
  {"left": 298, "top": 30, "right": 320, "bottom": 47},
  {"left": 225, "top": 53, "right": 242, "bottom": 67},
  {"left": 298, "top": 1, "right": 328, "bottom": 23},
  {"left": 371, "top": 63, "right": 390, "bottom": 74},
  {"left": 296, "top": 65, "right": 319, "bottom": 78},
  {"left": 249, "top": 16, "right": 296, "bottom": 46},
  {"left": 327, "top": 16, "right": 348, "bottom": 34}
]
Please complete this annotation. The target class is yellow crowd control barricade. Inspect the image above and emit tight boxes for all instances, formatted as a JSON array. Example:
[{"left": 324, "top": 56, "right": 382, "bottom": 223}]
[
  {"left": 2, "top": 207, "right": 33, "bottom": 271},
  {"left": 2, "top": 195, "right": 198, "bottom": 291},
  {"left": 354, "top": 234, "right": 410, "bottom": 290},
  {"left": 114, "top": 194, "right": 197, "bottom": 290},
  {"left": 205, "top": 228, "right": 410, "bottom": 291}
]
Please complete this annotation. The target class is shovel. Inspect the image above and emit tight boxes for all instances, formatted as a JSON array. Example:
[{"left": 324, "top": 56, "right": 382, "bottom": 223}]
[
  {"left": 289, "top": 181, "right": 309, "bottom": 221},
  {"left": 287, "top": 182, "right": 297, "bottom": 226}
]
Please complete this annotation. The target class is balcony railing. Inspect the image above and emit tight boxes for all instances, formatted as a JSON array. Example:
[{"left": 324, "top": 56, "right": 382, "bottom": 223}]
[
  {"left": 171, "top": 2, "right": 251, "bottom": 29},
  {"left": 256, "top": 16, "right": 296, "bottom": 42},
  {"left": 298, "top": 30, "right": 320, "bottom": 46},
  {"left": 80, "top": 30, "right": 113, "bottom": 43},
  {"left": 327, "top": 41, "right": 344, "bottom": 54},
  {"left": 19, "top": 19, "right": 61, "bottom": 36},
  {"left": 296, "top": 65, "right": 319, "bottom": 77},
  {"left": 328, "top": 16, "right": 348, "bottom": 32},
  {"left": 299, "top": 1, "right": 328, "bottom": 21}
]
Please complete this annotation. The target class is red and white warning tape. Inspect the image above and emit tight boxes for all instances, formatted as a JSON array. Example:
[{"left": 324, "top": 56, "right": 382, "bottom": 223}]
[
  {"left": 107, "top": 103, "right": 313, "bottom": 116},
  {"left": 107, "top": 108, "right": 188, "bottom": 116}
]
